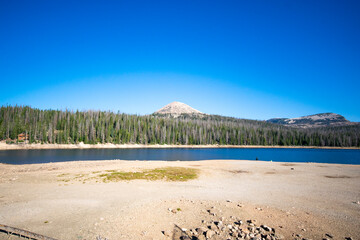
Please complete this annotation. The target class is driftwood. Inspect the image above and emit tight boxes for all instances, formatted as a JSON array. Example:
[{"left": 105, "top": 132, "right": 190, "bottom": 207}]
[{"left": 0, "top": 224, "right": 58, "bottom": 240}]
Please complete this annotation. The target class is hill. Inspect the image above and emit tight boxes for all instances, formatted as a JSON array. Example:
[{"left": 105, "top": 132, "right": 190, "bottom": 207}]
[
  {"left": 267, "top": 113, "right": 354, "bottom": 128},
  {"left": 154, "top": 102, "right": 203, "bottom": 117}
]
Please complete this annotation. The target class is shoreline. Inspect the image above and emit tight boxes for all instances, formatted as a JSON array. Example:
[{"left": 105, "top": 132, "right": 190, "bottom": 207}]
[{"left": 0, "top": 142, "right": 359, "bottom": 150}]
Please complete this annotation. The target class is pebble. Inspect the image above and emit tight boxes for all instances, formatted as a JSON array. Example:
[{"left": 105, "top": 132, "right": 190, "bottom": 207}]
[
  {"left": 172, "top": 215, "right": 326, "bottom": 240},
  {"left": 206, "top": 230, "right": 215, "bottom": 238}
]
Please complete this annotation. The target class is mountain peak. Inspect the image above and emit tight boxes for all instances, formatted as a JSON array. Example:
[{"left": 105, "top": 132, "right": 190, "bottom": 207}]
[{"left": 154, "top": 102, "right": 202, "bottom": 117}]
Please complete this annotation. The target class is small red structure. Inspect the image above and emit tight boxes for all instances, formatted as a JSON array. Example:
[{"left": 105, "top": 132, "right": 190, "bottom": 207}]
[{"left": 18, "top": 133, "right": 28, "bottom": 141}]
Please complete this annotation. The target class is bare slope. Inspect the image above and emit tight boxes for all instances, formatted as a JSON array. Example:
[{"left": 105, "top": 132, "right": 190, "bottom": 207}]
[
  {"left": 154, "top": 101, "right": 203, "bottom": 117},
  {"left": 267, "top": 113, "right": 353, "bottom": 128}
]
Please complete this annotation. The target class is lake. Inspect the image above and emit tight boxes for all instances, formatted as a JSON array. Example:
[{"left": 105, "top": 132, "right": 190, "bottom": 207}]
[{"left": 0, "top": 148, "right": 359, "bottom": 165}]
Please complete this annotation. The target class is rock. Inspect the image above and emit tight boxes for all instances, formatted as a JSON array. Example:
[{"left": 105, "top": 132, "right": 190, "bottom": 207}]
[
  {"left": 226, "top": 199, "right": 232, "bottom": 202},
  {"left": 172, "top": 209, "right": 177, "bottom": 214},
  {"left": 237, "top": 204, "right": 244, "bottom": 207},
  {"left": 208, "top": 223, "right": 217, "bottom": 230},
  {"left": 180, "top": 236, "right": 191, "bottom": 240},
  {"left": 207, "top": 209, "right": 216, "bottom": 216},
  {"left": 198, "top": 235, "right": 206, "bottom": 240},
  {"left": 190, "top": 229, "right": 198, "bottom": 236},
  {"left": 215, "top": 221, "right": 223, "bottom": 228},
  {"left": 261, "top": 225, "right": 272, "bottom": 232},
  {"left": 206, "top": 230, "right": 215, "bottom": 238},
  {"left": 325, "top": 233, "right": 333, "bottom": 238},
  {"left": 184, "top": 216, "right": 282, "bottom": 240},
  {"left": 196, "top": 227, "right": 208, "bottom": 235},
  {"left": 161, "top": 230, "right": 171, "bottom": 237}
]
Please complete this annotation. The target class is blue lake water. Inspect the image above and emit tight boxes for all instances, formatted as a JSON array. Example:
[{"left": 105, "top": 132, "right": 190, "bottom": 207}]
[{"left": 0, "top": 148, "right": 359, "bottom": 165}]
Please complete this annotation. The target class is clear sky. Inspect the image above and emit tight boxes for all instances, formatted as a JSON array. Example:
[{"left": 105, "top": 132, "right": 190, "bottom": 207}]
[{"left": 1, "top": 0, "right": 359, "bottom": 121}]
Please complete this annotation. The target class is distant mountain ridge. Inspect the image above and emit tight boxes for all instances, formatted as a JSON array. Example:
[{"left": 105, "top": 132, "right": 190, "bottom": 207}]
[
  {"left": 267, "top": 113, "right": 353, "bottom": 128},
  {"left": 154, "top": 102, "right": 356, "bottom": 129},
  {"left": 154, "top": 101, "right": 203, "bottom": 117}
]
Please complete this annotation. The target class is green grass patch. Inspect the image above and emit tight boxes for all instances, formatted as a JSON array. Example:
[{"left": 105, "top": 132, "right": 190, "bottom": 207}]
[
  {"left": 57, "top": 173, "right": 69, "bottom": 177},
  {"left": 99, "top": 167, "right": 198, "bottom": 182}
]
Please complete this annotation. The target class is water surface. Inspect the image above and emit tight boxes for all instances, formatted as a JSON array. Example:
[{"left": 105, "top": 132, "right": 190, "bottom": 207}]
[{"left": 0, "top": 148, "right": 359, "bottom": 165}]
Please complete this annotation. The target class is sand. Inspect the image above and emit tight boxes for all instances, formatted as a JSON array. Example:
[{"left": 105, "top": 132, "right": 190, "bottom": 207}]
[{"left": 0, "top": 160, "right": 359, "bottom": 240}]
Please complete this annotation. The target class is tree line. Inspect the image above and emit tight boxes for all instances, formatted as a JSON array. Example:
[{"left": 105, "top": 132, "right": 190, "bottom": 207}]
[{"left": 0, "top": 105, "right": 359, "bottom": 147}]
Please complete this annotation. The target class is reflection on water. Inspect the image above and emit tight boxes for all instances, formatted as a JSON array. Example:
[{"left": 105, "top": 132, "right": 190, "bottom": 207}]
[{"left": 0, "top": 148, "right": 359, "bottom": 165}]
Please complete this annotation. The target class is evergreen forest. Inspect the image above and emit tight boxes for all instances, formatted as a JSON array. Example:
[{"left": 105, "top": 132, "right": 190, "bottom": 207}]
[{"left": 1, "top": 105, "right": 359, "bottom": 147}]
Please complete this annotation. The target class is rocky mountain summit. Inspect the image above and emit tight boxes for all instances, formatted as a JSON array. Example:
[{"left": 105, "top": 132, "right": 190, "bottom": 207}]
[
  {"left": 154, "top": 101, "right": 203, "bottom": 117},
  {"left": 267, "top": 113, "right": 353, "bottom": 128}
]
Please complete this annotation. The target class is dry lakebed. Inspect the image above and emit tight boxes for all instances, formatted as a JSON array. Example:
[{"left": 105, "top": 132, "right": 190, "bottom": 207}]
[{"left": 0, "top": 159, "right": 359, "bottom": 240}]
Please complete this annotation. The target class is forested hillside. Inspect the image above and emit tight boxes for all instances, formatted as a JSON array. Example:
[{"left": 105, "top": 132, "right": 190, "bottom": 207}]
[{"left": 0, "top": 106, "right": 359, "bottom": 147}]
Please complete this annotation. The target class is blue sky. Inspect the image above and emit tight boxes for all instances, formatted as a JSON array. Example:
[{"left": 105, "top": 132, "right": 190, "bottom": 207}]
[{"left": 1, "top": 0, "right": 359, "bottom": 121}]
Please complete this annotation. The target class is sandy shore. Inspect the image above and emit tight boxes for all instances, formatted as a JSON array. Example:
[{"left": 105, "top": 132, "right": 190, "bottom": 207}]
[
  {"left": 1, "top": 142, "right": 359, "bottom": 150},
  {"left": 0, "top": 160, "right": 359, "bottom": 239}
]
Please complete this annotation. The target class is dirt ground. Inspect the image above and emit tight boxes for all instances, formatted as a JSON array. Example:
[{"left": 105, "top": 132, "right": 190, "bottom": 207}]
[{"left": 0, "top": 160, "right": 359, "bottom": 240}]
